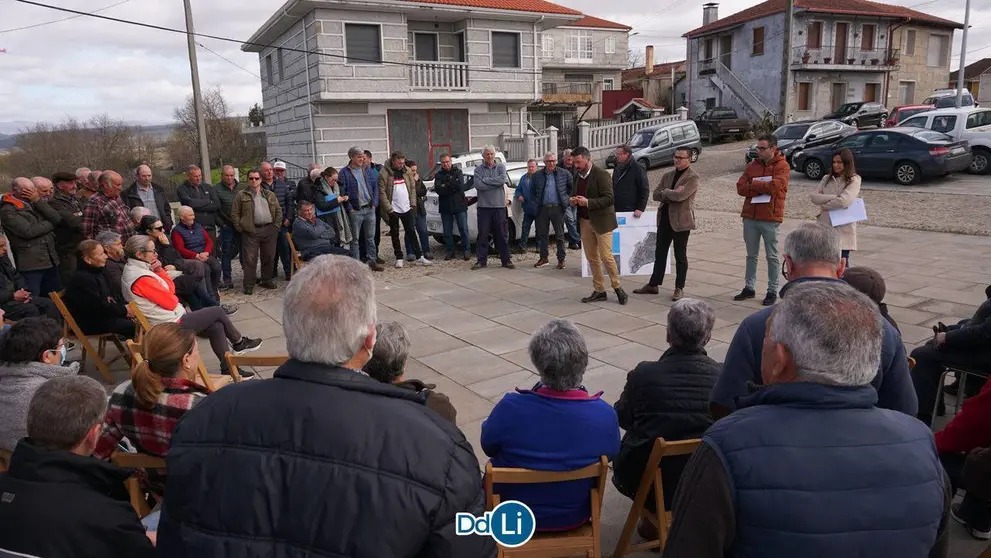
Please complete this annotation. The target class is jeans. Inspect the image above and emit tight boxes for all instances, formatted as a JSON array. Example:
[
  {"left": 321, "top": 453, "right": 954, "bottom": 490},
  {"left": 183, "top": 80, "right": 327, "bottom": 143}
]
[
  {"left": 564, "top": 205, "right": 580, "bottom": 244},
  {"left": 909, "top": 342, "right": 991, "bottom": 425},
  {"left": 219, "top": 225, "right": 241, "bottom": 282},
  {"left": 742, "top": 219, "right": 780, "bottom": 293},
  {"left": 21, "top": 266, "right": 61, "bottom": 299},
  {"left": 650, "top": 211, "right": 690, "bottom": 289},
  {"left": 389, "top": 210, "right": 421, "bottom": 260},
  {"left": 349, "top": 207, "right": 378, "bottom": 263},
  {"left": 580, "top": 219, "right": 621, "bottom": 292},
  {"left": 535, "top": 205, "right": 566, "bottom": 262},
  {"left": 442, "top": 211, "right": 470, "bottom": 256},
  {"left": 405, "top": 211, "right": 430, "bottom": 258},
  {"left": 476, "top": 207, "right": 511, "bottom": 265},
  {"left": 273, "top": 225, "right": 292, "bottom": 278},
  {"left": 517, "top": 213, "right": 535, "bottom": 250}
]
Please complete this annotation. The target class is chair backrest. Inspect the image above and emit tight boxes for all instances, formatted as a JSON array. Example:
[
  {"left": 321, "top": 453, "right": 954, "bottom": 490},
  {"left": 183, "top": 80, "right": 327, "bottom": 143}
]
[
  {"left": 50, "top": 290, "right": 115, "bottom": 382},
  {"left": 111, "top": 451, "right": 166, "bottom": 518},
  {"left": 224, "top": 352, "right": 288, "bottom": 380},
  {"left": 484, "top": 456, "right": 609, "bottom": 511},
  {"left": 286, "top": 232, "right": 304, "bottom": 272},
  {"left": 128, "top": 302, "right": 153, "bottom": 342}
]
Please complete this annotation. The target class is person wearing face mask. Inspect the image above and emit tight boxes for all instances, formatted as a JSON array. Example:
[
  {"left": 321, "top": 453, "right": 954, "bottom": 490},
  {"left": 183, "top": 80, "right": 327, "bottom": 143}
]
[{"left": 0, "top": 317, "right": 79, "bottom": 454}]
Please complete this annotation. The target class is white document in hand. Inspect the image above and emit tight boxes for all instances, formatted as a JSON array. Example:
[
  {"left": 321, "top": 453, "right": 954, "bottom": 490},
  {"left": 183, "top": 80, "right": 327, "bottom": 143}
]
[
  {"left": 828, "top": 198, "right": 868, "bottom": 226},
  {"left": 750, "top": 194, "right": 772, "bottom": 204},
  {"left": 752, "top": 176, "right": 773, "bottom": 183}
]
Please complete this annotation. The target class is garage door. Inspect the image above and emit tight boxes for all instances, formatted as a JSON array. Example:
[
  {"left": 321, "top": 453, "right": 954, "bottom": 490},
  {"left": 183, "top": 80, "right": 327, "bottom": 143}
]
[{"left": 387, "top": 109, "right": 469, "bottom": 168}]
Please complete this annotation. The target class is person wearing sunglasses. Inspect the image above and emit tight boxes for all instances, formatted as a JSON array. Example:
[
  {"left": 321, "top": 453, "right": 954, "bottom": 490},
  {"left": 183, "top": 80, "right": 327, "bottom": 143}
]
[{"left": 230, "top": 169, "right": 282, "bottom": 295}]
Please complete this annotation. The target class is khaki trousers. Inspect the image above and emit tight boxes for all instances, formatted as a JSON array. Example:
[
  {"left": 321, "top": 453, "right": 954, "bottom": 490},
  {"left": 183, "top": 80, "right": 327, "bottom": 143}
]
[{"left": 580, "top": 219, "right": 621, "bottom": 292}]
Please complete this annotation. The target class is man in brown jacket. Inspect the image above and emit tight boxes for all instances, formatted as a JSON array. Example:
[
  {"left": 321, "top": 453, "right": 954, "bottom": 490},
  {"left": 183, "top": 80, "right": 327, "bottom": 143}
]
[
  {"left": 379, "top": 152, "right": 431, "bottom": 268},
  {"left": 231, "top": 169, "right": 282, "bottom": 294},
  {"left": 633, "top": 147, "right": 699, "bottom": 301},
  {"left": 734, "top": 133, "right": 789, "bottom": 306},
  {"left": 571, "top": 147, "right": 628, "bottom": 305}
]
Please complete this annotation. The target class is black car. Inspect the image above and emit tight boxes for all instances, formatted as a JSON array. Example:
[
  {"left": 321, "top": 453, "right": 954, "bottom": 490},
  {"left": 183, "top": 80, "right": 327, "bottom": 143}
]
[
  {"left": 824, "top": 102, "right": 889, "bottom": 129},
  {"left": 792, "top": 128, "right": 973, "bottom": 185},
  {"left": 745, "top": 120, "right": 858, "bottom": 165}
]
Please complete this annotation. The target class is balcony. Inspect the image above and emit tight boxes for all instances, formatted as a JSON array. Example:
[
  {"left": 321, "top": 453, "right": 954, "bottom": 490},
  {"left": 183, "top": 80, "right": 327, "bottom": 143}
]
[
  {"left": 540, "top": 82, "right": 593, "bottom": 104},
  {"left": 791, "top": 46, "right": 900, "bottom": 71},
  {"left": 409, "top": 61, "right": 469, "bottom": 91}
]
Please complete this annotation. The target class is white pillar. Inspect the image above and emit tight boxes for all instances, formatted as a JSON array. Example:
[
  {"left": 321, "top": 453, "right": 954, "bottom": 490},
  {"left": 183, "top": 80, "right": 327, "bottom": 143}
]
[
  {"left": 524, "top": 129, "right": 537, "bottom": 161},
  {"left": 577, "top": 121, "right": 591, "bottom": 148},
  {"left": 545, "top": 126, "right": 559, "bottom": 156},
  {"left": 677, "top": 106, "right": 689, "bottom": 120}
]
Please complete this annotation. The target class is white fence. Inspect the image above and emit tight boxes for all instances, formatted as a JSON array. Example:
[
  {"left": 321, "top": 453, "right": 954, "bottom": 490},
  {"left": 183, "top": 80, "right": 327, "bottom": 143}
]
[
  {"left": 409, "top": 61, "right": 469, "bottom": 90},
  {"left": 501, "top": 127, "right": 558, "bottom": 162}
]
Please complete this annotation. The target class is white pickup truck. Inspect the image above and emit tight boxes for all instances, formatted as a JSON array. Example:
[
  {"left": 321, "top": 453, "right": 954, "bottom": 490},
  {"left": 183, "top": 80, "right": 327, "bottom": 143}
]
[{"left": 899, "top": 107, "right": 991, "bottom": 174}]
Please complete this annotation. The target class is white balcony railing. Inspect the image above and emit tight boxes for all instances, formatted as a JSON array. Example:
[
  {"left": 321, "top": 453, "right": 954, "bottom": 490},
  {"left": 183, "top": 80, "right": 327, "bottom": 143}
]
[{"left": 409, "top": 61, "right": 469, "bottom": 91}]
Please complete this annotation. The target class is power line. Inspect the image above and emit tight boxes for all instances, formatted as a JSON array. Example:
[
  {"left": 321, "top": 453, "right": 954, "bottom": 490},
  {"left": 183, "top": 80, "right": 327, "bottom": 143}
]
[{"left": 0, "top": 0, "right": 131, "bottom": 34}]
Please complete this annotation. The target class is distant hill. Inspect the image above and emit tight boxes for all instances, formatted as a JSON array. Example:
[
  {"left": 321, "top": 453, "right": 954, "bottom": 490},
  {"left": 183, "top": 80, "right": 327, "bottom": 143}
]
[
  {"left": 0, "top": 133, "right": 15, "bottom": 151},
  {"left": 0, "top": 124, "right": 177, "bottom": 152}
]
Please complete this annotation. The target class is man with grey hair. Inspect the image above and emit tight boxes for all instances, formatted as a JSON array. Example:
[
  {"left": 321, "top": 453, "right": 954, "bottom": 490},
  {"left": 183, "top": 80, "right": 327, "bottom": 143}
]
[
  {"left": 82, "top": 170, "right": 134, "bottom": 240},
  {"left": 30, "top": 176, "right": 53, "bottom": 200},
  {"left": 711, "top": 222, "right": 916, "bottom": 420},
  {"left": 0, "top": 375, "right": 157, "bottom": 556},
  {"left": 1, "top": 177, "right": 63, "bottom": 297},
  {"left": 364, "top": 321, "right": 457, "bottom": 423},
  {"left": 216, "top": 164, "right": 242, "bottom": 290},
  {"left": 482, "top": 319, "right": 620, "bottom": 530},
  {"left": 529, "top": 151, "right": 572, "bottom": 268},
  {"left": 129, "top": 205, "right": 151, "bottom": 226},
  {"left": 472, "top": 145, "right": 514, "bottom": 269},
  {"left": 663, "top": 281, "right": 949, "bottom": 558},
  {"left": 124, "top": 164, "right": 174, "bottom": 232},
  {"left": 159, "top": 255, "right": 492, "bottom": 556},
  {"left": 340, "top": 146, "right": 384, "bottom": 271},
  {"left": 177, "top": 164, "right": 221, "bottom": 256}
]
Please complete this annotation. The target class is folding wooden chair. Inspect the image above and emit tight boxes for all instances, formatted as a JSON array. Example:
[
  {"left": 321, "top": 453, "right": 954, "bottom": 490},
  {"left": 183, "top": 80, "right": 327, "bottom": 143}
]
[
  {"left": 127, "top": 304, "right": 226, "bottom": 392},
  {"left": 612, "top": 438, "right": 703, "bottom": 557},
  {"left": 286, "top": 232, "right": 305, "bottom": 273},
  {"left": 484, "top": 456, "right": 609, "bottom": 558},
  {"left": 224, "top": 352, "right": 287, "bottom": 380},
  {"left": 0, "top": 448, "right": 11, "bottom": 473},
  {"left": 111, "top": 451, "right": 166, "bottom": 518},
  {"left": 50, "top": 291, "right": 127, "bottom": 382}
]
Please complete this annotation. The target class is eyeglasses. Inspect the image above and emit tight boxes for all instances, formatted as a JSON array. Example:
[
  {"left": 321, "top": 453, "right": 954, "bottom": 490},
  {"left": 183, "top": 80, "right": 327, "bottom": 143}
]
[
  {"left": 140, "top": 248, "right": 158, "bottom": 254},
  {"left": 756, "top": 146, "right": 772, "bottom": 151},
  {"left": 152, "top": 226, "right": 164, "bottom": 231},
  {"left": 248, "top": 177, "right": 261, "bottom": 181}
]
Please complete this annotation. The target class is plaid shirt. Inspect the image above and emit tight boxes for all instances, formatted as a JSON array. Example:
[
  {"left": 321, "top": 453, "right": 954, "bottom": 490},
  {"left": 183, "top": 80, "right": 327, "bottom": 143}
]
[{"left": 82, "top": 191, "right": 136, "bottom": 240}]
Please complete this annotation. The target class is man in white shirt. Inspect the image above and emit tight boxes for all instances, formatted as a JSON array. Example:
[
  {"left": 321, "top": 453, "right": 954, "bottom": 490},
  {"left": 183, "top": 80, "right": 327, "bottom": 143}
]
[{"left": 378, "top": 152, "right": 431, "bottom": 268}]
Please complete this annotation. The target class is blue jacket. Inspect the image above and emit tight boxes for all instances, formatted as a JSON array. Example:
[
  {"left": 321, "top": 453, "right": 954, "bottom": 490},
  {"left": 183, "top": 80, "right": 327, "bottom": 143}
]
[
  {"left": 530, "top": 167, "right": 573, "bottom": 209},
  {"left": 291, "top": 217, "right": 334, "bottom": 254},
  {"left": 513, "top": 172, "right": 539, "bottom": 217},
  {"left": 705, "top": 382, "right": 945, "bottom": 557},
  {"left": 339, "top": 165, "right": 379, "bottom": 212},
  {"left": 711, "top": 277, "right": 917, "bottom": 416},
  {"left": 481, "top": 384, "right": 620, "bottom": 531},
  {"left": 263, "top": 178, "right": 295, "bottom": 225}
]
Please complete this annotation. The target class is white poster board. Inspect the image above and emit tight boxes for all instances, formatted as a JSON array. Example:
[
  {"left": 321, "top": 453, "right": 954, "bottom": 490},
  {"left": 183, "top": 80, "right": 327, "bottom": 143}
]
[
  {"left": 827, "top": 198, "right": 867, "bottom": 227},
  {"left": 581, "top": 211, "right": 671, "bottom": 278}
]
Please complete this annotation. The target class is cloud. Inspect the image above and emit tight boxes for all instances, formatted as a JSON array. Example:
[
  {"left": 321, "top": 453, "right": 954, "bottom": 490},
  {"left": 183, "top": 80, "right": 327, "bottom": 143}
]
[{"left": 0, "top": 0, "right": 987, "bottom": 127}]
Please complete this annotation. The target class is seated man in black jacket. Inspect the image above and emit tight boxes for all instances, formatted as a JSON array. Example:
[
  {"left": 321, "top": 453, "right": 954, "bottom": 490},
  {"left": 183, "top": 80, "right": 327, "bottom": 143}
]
[
  {"left": 0, "top": 236, "right": 61, "bottom": 323},
  {"left": 0, "top": 375, "right": 156, "bottom": 557},
  {"left": 612, "top": 297, "right": 720, "bottom": 539}
]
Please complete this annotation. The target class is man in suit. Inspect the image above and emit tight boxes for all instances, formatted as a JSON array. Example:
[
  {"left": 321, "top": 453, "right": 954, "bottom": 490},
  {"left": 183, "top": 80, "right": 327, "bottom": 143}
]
[
  {"left": 633, "top": 147, "right": 700, "bottom": 301},
  {"left": 571, "top": 146, "right": 627, "bottom": 305}
]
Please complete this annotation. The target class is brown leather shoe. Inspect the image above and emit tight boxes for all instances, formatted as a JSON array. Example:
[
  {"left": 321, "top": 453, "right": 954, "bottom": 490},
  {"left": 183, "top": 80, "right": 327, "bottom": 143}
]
[
  {"left": 534, "top": 258, "right": 549, "bottom": 268},
  {"left": 556, "top": 260, "right": 566, "bottom": 269},
  {"left": 672, "top": 288, "right": 684, "bottom": 301},
  {"left": 632, "top": 284, "right": 659, "bottom": 295}
]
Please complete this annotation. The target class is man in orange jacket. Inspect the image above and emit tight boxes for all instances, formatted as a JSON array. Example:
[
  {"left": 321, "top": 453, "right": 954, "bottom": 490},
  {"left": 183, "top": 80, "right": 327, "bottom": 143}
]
[{"left": 734, "top": 133, "right": 789, "bottom": 306}]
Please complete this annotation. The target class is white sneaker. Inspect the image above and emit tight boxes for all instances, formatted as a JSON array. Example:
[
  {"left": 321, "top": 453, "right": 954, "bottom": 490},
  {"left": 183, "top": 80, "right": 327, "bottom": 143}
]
[
  {"left": 395, "top": 259, "right": 404, "bottom": 269},
  {"left": 418, "top": 256, "right": 432, "bottom": 266}
]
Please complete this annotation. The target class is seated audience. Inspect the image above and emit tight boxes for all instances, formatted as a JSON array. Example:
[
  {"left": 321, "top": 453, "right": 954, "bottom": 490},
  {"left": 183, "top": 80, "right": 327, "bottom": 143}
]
[
  {"left": 121, "top": 235, "right": 261, "bottom": 374},
  {"left": 158, "top": 256, "right": 493, "bottom": 556},
  {"left": 711, "top": 223, "right": 916, "bottom": 420},
  {"left": 663, "top": 281, "right": 949, "bottom": 558},
  {"left": 0, "top": 375, "right": 156, "bottom": 557},
  {"left": 365, "top": 321, "right": 456, "bottom": 423},
  {"left": 97, "top": 230, "right": 127, "bottom": 302},
  {"left": 842, "top": 266, "right": 899, "bottom": 331},
  {"left": 171, "top": 206, "right": 222, "bottom": 298},
  {"left": 291, "top": 201, "right": 351, "bottom": 261},
  {"left": 613, "top": 298, "right": 719, "bottom": 536},
  {"left": 93, "top": 323, "right": 210, "bottom": 494},
  {"left": 0, "top": 236, "right": 62, "bottom": 323},
  {"left": 482, "top": 319, "right": 620, "bottom": 531},
  {"left": 0, "top": 318, "right": 79, "bottom": 453},
  {"left": 911, "top": 285, "right": 991, "bottom": 426},
  {"left": 63, "top": 240, "right": 136, "bottom": 338}
]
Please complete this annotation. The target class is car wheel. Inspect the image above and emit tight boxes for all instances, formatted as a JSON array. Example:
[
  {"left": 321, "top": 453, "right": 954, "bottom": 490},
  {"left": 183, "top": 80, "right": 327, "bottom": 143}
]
[
  {"left": 432, "top": 233, "right": 446, "bottom": 244},
  {"left": 803, "top": 158, "right": 824, "bottom": 180},
  {"left": 637, "top": 158, "right": 650, "bottom": 170},
  {"left": 969, "top": 148, "right": 990, "bottom": 175},
  {"left": 690, "top": 148, "right": 700, "bottom": 162},
  {"left": 879, "top": 115, "right": 888, "bottom": 128},
  {"left": 894, "top": 161, "right": 920, "bottom": 185},
  {"left": 850, "top": 118, "right": 859, "bottom": 129}
]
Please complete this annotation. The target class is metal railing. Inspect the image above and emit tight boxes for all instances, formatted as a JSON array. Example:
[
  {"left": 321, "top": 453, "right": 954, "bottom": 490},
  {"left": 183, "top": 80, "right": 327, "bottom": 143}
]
[
  {"left": 791, "top": 45, "right": 900, "bottom": 66},
  {"left": 409, "top": 61, "right": 469, "bottom": 91},
  {"left": 541, "top": 82, "right": 593, "bottom": 95},
  {"left": 697, "top": 59, "right": 775, "bottom": 120}
]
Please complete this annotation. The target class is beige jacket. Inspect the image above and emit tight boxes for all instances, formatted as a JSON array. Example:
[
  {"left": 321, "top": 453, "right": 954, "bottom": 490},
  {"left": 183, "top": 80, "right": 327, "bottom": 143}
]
[
  {"left": 654, "top": 166, "right": 699, "bottom": 232},
  {"left": 810, "top": 174, "right": 861, "bottom": 251}
]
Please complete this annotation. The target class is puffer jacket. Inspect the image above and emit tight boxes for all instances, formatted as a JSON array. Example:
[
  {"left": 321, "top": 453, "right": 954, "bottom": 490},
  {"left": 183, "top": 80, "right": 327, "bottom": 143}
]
[
  {"left": 0, "top": 194, "right": 61, "bottom": 272},
  {"left": 0, "top": 360, "right": 81, "bottom": 452},
  {"left": 158, "top": 360, "right": 495, "bottom": 557},
  {"left": 736, "top": 152, "right": 789, "bottom": 223},
  {"left": 433, "top": 167, "right": 466, "bottom": 215}
]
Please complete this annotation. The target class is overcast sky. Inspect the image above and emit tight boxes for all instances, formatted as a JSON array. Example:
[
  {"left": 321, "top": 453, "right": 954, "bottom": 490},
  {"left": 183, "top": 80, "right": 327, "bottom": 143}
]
[{"left": 0, "top": 0, "right": 987, "bottom": 132}]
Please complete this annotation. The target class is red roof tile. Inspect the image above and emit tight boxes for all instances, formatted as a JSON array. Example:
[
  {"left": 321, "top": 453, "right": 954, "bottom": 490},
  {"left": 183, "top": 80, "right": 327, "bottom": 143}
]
[
  {"left": 407, "top": 0, "right": 583, "bottom": 15},
  {"left": 622, "top": 61, "right": 686, "bottom": 82},
  {"left": 568, "top": 15, "right": 632, "bottom": 30},
  {"left": 684, "top": 0, "right": 961, "bottom": 38}
]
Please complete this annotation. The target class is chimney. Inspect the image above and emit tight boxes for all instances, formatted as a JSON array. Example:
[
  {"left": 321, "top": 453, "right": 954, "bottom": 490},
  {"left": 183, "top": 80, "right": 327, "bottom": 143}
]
[
  {"left": 645, "top": 45, "right": 655, "bottom": 75},
  {"left": 702, "top": 2, "right": 719, "bottom": 26}
]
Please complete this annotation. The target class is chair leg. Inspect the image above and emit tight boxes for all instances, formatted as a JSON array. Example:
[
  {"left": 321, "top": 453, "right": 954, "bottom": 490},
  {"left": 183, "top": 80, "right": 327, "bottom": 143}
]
[{"left": 932, "top": 369, "right": 951, "bottom": 429}]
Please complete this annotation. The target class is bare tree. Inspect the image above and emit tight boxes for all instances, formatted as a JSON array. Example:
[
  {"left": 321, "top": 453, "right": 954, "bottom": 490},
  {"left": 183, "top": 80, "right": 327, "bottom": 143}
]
[
  {"left": 168, "top": 86, "right": 262, "bottom": 171},
  {"left": 628, "top": 48, "right": 645, "bottom": 69}
]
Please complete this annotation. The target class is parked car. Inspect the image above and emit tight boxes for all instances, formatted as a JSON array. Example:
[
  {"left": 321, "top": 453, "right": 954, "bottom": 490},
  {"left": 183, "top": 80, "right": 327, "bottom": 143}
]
[
  {"left": 922, "top": 88, "right": 977, "bottom": 109},
  {"left": 823, "top": 102, "right": 889, "bottom": 129},
  {"left": 744, "top": 120, "right": 857, "bottom": 166},
  {"left": 423, "top": 150, "right": 506, "bottom": 189},
  {"left": 792, "top": 128, "right": 972, "bottom": 185},
  {"left": 885, "top": 104, "right": 935, "bottom": 127},
  {"left": 898, "top": 107, "right": 991, "bottom": 174},
  {"left": 694, "top": 107, "right": 751, "bottom": 143},
  {"left": 604, "top": 121, "right": 702, "bottom": 169}
]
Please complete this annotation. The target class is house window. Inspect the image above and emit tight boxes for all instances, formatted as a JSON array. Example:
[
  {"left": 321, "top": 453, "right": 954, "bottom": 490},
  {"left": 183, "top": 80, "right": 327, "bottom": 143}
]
[
  {"left": 265, "top": 54, "right": 274, "bottom": 85},
  {"left": 542, "top": 34, "right": 554, "bottom": 58},
  {"left": 899, "top": 80, "right": 916, "bottom": 104},
  {"left": 798, "top": 82, "right": 811, "bottom": 111},
  {"left": 927, "top": 34, "right": 949, "bottom": 67},
  {"left": 605, "top": 36, "right": 616, "bottom": 54},
  {"left": 752, "top": 26, "right": 765, "bottom": 56},
  {"left": 565, "top": 29, "right": 593, "bottom": 61},
  {"left": 492, "top": 31, "right": 521, "bottom": 68},
  {"left": 905, "top": 29, "right": 916, "bottom": 56},
  {"left": 807, "top": 21, "right": 822, "bottom": 49},
  {"left": 414, "top": 33, "right": 438, "bottom": 61},
  {"left": 603, "top": 78, "right": 615, "bottom": 90},
  {"left": 345, "top": 24, "right": 382, "bottom": 64},
  {"left": 703, "top": 38, "right": 714, "bottom": 60},
  {"left": 861, "top": 24, "right": 876, "bottom": 51},
  {"left": 277, "top": 48, "right": 285, "bottom": 80},
  {"left": 455, "top": 33, "right": 465, "bottom": 62}
]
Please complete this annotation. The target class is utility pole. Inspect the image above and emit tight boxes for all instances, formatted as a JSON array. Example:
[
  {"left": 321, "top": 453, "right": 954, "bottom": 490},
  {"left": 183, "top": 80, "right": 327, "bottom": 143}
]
[
  {"left": 956, "top": 0, "right": 971, "bottom": 108},
  {"left": 781, "top": 0, "right": 795, "bottom": 123},
  {"left": 183, "top": 0, "right": 211, "bottom": 181},
  {"left": 670, "top": 63, "right": 676, "bottom": 113}
]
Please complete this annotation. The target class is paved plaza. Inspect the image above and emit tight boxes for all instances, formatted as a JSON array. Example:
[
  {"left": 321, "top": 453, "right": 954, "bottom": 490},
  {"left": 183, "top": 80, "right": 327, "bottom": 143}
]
[{"left": 84, "top": 211, "right": 991, "bottom": 556}]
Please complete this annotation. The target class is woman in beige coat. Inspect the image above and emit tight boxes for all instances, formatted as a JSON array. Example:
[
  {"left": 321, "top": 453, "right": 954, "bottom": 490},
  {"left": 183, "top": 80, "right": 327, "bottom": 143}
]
[{"left": 810, "top": 148, "right": 861, "bottom": 264}]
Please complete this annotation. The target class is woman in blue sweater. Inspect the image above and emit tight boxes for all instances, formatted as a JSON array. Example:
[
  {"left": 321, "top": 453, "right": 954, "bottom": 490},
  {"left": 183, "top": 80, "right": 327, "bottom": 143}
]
[{"left": 482, "top": 319, "right": 620, "bottom": 531}]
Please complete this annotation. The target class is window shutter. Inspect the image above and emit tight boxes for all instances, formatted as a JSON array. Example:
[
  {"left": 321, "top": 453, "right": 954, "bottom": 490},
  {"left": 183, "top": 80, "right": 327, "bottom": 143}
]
[
  {"left": 345, "top": 24, "right": 382, "bottom": 64},
  {"left": 492, "top": 32, "right": 520, "bottom": 68}
]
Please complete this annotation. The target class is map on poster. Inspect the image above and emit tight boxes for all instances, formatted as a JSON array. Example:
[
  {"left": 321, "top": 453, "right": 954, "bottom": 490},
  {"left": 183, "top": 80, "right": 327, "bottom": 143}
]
[{"left": 581, "top": 211, "right": 671, "bottom": 278}]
